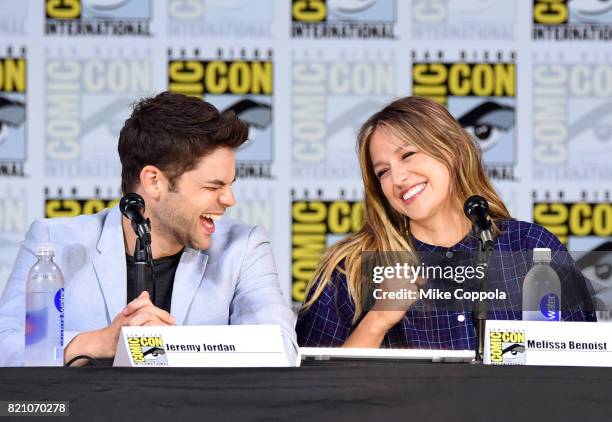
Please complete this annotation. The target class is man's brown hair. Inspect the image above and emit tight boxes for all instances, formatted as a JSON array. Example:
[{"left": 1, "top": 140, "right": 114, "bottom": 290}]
[{"left": 118, "top": 91, "right": 248, "bottom": 193}]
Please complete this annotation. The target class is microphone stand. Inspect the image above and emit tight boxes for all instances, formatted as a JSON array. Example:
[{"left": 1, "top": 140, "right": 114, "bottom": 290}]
[
  {"left": 131, "top": 221, "right": 154, "bottom": 298},
  {"left": 472, "top": 233, "right": 494, "bottom": 363}
]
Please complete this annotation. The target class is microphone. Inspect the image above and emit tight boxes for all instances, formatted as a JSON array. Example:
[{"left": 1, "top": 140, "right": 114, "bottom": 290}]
[
  {"left": 120, "top": 193, "right": 153, "bottom": 298},
  {"left": 463, "top": 195, "right": 493, "bottom": 248},
  {"left": 119, "top": 193, "right": 151, "bottom": 240}
]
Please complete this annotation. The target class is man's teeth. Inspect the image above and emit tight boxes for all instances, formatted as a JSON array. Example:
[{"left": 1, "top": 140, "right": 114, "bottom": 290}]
[
  {"left": 402, "top": 183, "right": 426, "bottom": 201},
  {"left": 201, "top": 213, "right": 222, "bottom": 221}
]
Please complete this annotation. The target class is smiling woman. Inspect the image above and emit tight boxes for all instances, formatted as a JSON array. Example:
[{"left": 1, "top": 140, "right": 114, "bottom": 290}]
[{"left": 296, "top": 96, "right": 596, "bottom": 351}]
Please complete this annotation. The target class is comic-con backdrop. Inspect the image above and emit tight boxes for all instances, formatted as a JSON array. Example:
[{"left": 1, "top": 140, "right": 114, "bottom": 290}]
[{"left": 0, "top": 1, "right": 610, "bottom": 321}]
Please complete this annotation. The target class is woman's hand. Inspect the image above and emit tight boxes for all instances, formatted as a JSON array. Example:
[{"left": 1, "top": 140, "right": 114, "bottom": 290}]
[{"left": 342, "top": 276, "right": 426, "bottom": 348}]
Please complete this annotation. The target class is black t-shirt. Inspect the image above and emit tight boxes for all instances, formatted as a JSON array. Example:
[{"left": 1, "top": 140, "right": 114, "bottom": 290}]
[{"left": 126, "top": 249, "right": 183, "bottom": 313}]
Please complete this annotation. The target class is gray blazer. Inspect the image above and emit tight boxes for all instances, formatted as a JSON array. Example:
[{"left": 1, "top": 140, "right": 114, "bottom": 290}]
[{"left": 0, "top": 206, "right": 297, "bottom": 366}]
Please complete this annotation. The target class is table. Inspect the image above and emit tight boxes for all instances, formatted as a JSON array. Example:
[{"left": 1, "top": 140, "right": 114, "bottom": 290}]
[{"left": 1, "top": 362, "right": 611, "bottom": 421}]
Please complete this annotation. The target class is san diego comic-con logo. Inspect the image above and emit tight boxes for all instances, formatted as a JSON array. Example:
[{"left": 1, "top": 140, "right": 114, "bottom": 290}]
[
  {"left": 411, "top": 0, "right": 516, "bottom": 39},
  {"left": 489, "top": 330, "right": 526, "bottom": 365},
  {"left": 291, "top": 50, "right": 396, "bottom": 179},
  {"left": 291, "top": 0, "right": 396, "bottom": 39},
  {"left": 45, "top": 187, "right": 119, "bottom": 218},
  {"left": 533, "top": 0, "right": 612, "bottom": 41},
  {"left": 412, "top": 50, "right": 516, "bottom": 181},
  {"left": 532, "top": 190, "right": 612, "bottom": 247},
  {"left": 167, "top": 0, "right": 273, "bottom": 38},
  {"left": 127, "top": 335, "right": 168, "bottom": 366},
  {"left": 291, "top": 189, "right": 364, "bottom": 305},
  {"left": 0, "top": 46, "right": 26, "bottom": 177},
  {"left": 532, "top": 52, "right": 612, "bottom": 181},
  {"left": 45, "top": 0, "right": 152, "bottom": 36},
  {"left": 168, "top": 48, "right": 274, "bottom": 179},
  {"left": 45, "top": 46, "right": 152, "bottom": 178}
]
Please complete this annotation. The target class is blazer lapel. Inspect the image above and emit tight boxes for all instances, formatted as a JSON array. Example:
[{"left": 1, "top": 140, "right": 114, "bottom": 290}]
[
  {"left": 92, "top": 206, "right": 127, "bottom": 323},
  {"left": 171, "top": 248, "right": 208, "bottom": 325}
]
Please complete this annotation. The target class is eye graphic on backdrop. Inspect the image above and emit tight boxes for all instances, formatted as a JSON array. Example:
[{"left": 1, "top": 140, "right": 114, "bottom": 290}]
[
  {"left": 455, "top": 0, "right": 498, "bottom": 14},
  {"left": 569, "top": 102, "right": 612, "bottom": 145},
  {"left": 80, "top": 97, "right": 132, "bottom": 146},
  {"left": 82, "top": 0, "right": 131, "bottom": 16},
  {"left": 577, "top": 242, "right": 612, "bottom": 291},
  {"left": 328, "top": 0, "right": 378, "bottom": 17},
  {"left": 206, "top": 0, "right": 247, "bottom": 11},
  {"left": 327, "top": 100, "right": 382, "bottom": 137},
  {"left": 570, "top": 0, "right": 612, "bottom": 16},
  {"left": 0, "top": 96, "right": 26, "bottom": 146},
  {"left": 457, "top": 100, "right": 515, "bottom": 152},
  {"left": 222, "top": 98, "right": 272, "bottom": 150}
]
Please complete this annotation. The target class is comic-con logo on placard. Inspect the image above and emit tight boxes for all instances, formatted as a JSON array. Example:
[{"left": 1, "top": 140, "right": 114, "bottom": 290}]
[
  {"left": 291, "top": 188, "right": 364, "bottom": 306},
  {"left": 533, "top": 190, "right": 612, "bottom": 322},
  {"left": 0, "top": 47, "right": 26, "bottom": 177},
  {"left": 533, "top": 0, "right": 612, "bottom": 40},
  {"left": 0, "top": 0, "right": 28, "bottom": 35},
  {"left": 532, "top": 53, "right": 612, "bottom": 181},
  {"left": 45, "top": 0, "right": 152, "bottom": 36},
  {"left": 291, "top": 0, "right": 396, "bottom": 39},
  {"left": 168, "top": 0, "right": 273, "bottom": 38},
  {"left": 412, "top": 51, "right": 517, "bottom": 181},
  {"left": 45, "top": 47, "right": 152, "bottom": 178},
  {"left": 292, "top": 50, "right": 396, "bottom": 179},
  {"left": 412, "top": 0, "right": 516, "bottom": 39},
  {"left": 127, "top": 335, "right": 168, "bottom": 366},
  {"left": 168, "top": 48, "right": 274, "bottom": 179},
  {"left": 45, "top": 187, "right": 119, "bottom": 218},
  {"left": 489, "top": 329, "right": 526, "bottom": 365}
]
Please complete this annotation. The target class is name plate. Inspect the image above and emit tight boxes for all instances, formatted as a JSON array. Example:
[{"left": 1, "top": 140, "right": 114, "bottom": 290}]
[
  {"left": 484, "top": 320, "right": 612, "bottom": 367},
  {"left": 113, "top": 325, "right": 293, "bottom": 367}
]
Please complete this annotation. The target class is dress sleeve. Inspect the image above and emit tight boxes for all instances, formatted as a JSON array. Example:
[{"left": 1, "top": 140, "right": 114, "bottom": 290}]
[{"left": 296, "top": 267, "right": 356, "bottom": 347}]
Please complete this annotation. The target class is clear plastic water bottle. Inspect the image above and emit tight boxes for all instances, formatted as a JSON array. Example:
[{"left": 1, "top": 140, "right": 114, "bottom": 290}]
[
  {"left": 522, "top": 248, "right": 561, "bottom": 321},
  {"left": 25, "top": 244, "right": 64, "bottom": 366}
]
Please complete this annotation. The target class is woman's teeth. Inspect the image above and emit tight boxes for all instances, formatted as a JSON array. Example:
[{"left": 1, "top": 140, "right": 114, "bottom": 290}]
[{"left": 402, "top": 183, "right": 426, "bottom": 201}]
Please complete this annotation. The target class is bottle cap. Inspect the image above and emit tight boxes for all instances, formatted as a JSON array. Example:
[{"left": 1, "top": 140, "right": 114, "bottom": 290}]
[
  {"left": 533, "top": 248, "right": 551, "bottom": 263},
  {"left": 36, "top": 243, "right": 55, "bottom": 256}
]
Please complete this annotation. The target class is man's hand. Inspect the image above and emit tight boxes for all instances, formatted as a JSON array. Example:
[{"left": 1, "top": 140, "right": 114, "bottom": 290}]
[
  {"left": 63, "top": 291, "right": 176, "bottom": 365},
  {"left": 122, "top": 291, "right": 176, "bottom": 326}
]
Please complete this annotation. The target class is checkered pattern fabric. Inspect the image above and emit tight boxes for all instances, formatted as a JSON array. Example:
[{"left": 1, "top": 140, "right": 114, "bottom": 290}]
[{"left": 296, "top": 220, "right": 596, "bottom": 350}]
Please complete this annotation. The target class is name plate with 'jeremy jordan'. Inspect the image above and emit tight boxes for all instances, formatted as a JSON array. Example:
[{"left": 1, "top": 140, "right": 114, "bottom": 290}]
[{"left": 113, "top": 325, "right": 293, "bottom": 367}]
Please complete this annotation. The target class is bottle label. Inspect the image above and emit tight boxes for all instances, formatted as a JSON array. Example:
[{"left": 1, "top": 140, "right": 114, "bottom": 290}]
[
  {"left": 54, "top": 288, "right": 64, "bottom": 346},
  {"left": 539, "top": 293, "right": 561, "bottom": 321},
  {"left": 25, "top": 308, "right": 48, "bottom": 345}
]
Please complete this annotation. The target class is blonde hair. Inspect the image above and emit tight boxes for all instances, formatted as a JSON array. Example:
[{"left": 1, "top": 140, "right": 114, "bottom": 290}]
[{"left": 301, "top": 96, "right": 512, "bottom": 322}]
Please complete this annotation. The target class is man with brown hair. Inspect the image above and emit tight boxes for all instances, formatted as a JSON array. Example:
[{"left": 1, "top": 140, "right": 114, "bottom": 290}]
[{"left": 0, "top": 92, "right": 297, "bottom": 366}]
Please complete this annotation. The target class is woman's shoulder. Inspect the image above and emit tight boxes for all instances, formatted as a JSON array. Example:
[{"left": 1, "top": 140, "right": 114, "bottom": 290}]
[
  {"left": 305, "top": 258, "right": 349, "bottom": 303},
  {"left": 495, "top": 219, "right": 567, "bottom": 251}
]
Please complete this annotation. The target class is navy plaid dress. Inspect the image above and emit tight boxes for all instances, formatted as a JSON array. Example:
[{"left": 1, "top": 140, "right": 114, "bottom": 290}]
[{"left": 296, "top": 220, "right": 597, "bottom": 350}]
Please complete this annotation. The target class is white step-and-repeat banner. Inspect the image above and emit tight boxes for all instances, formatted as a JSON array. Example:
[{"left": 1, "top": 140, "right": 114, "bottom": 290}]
[{"left": 0, "top": 0, "right": 610, "bottom": 317}]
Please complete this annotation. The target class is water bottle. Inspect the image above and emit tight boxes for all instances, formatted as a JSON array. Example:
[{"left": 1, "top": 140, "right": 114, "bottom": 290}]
[
  {"left": 522, "top": 248, "right": 561, "bottom": 321},
  {"left": 25, "top": 244, "right": 64, "bottom": 366}
]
